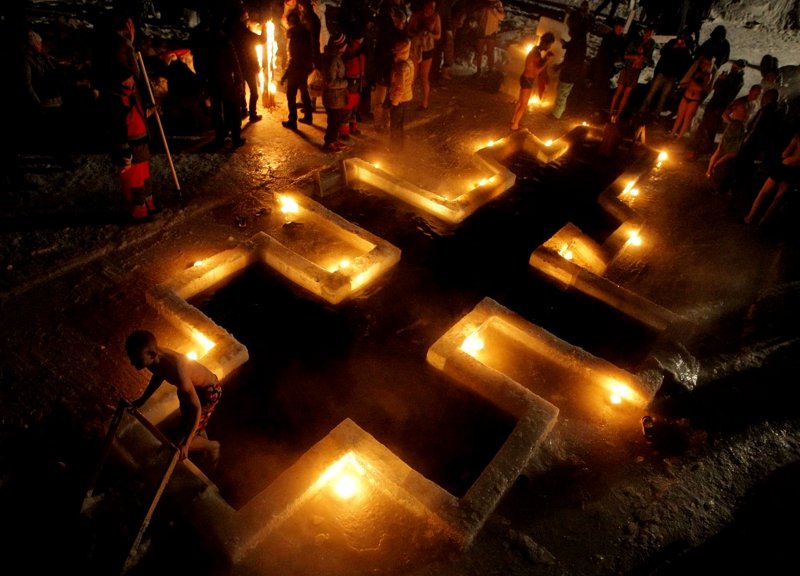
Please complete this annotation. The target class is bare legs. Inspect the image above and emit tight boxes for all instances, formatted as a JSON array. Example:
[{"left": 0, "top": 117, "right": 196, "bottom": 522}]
[
  {"left": 671, "top": 98, "right": 700, "bottom": 138},
  {"left": 744, "top": 177, "right": 790, "bottom": 225},
  {"left": 511, "top": 87, "right": 532, "bottom": 130},
  {"left": 417, "top": 58, "right": 433, "bottom": 109},
  {"left": 609, "top": 84, "right": 633, "bottom": 121}
]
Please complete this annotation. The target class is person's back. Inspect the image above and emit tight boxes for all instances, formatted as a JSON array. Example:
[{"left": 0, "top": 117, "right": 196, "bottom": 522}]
[
  {"left": 287, "top": 16, "right": 314, "bottom": 73},
  {"left": 653, "top": 35, "right": 693, "bottom": 80},
  {"left": 742, "top": 89, "right": 783, "bottom": 156},
  {"left": 707, "top": 59, "right": 744, "bottom": 110},
  {"left": 565, "top": 1, "right": 592, "bottom": 59},
  {"left": 92, "top": 12, "right": 139, "bottom": 96},
  {"left": 698, "top": 25, "right": 729, "bottom": 69},
  {"left": 589, "top": 18, "right": 625, "bottom": 88},
  {"left": 126, "top": 329, "right": 221, "bottom": 466},
  {"left": 227, "top": 12, "right": 261, "bottom": 76}
]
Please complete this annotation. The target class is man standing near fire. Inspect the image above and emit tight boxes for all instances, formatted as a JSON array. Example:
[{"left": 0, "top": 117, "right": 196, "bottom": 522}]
[{"left": 510, "top": 31, "right": 555, "bottom": 131}]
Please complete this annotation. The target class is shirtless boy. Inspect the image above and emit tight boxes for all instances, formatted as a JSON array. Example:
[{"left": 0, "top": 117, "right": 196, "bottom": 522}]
[
  {"left": 125, "top": 329, "right": 221, "bottom": 464},
  {"left": 511, "top": 32, "right": 555, "bottom": 131}
]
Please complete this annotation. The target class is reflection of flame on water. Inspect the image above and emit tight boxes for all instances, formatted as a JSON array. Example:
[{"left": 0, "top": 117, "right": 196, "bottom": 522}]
[{"left": 461, "top": 332, "right": 485, "bottom": 356}]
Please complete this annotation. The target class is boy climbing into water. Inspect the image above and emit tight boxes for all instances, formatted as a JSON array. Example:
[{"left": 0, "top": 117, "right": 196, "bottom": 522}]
[{"left": 125, "top": 329, "right": 221, "bottom": 467}]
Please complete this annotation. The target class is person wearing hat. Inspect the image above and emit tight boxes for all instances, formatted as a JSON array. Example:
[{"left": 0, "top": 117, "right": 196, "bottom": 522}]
[{"left": 321, "top": 32, "right": 349, "bottom": 151}]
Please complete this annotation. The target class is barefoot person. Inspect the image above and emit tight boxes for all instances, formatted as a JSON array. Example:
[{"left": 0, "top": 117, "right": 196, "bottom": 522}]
[
  {"left": 510, "top": 32, "right": 555, "bottom": 131},
  {"left": 125, "top": 329, "right": 221, "bottom": 465}
]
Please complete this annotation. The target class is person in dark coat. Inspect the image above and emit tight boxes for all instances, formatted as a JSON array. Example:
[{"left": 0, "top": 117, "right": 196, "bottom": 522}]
[
  {"left": 587, "top": 16, "right": 626, "bottom": 103},
  {"left": 227, "top": 6, "right": 263, "bottom": 122},
  {"left": 207, "top": 27, "right": 245, "bottom": 148},
  {"left": 92, "top": 11, "right": 140, "bottom": 96},
  {"left": 698, "top": 25, "right": 730, "bottom": 69},
  {"left": 280, "top": 9, "right": 315, "bottom": 129},
  {"left": 551, "top": 1, "right": 592, "bottom": 119},
  {"left": 638, "top": 30, "right": 694, "bottom": 119},
  {"left": 298, "top": 0, "right": 322, "bottom": 69}
]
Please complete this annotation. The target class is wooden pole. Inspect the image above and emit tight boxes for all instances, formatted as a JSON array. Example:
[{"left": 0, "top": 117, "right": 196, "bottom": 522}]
[{"left": 136, "top": 51, "right": 182, "bottom": 201}]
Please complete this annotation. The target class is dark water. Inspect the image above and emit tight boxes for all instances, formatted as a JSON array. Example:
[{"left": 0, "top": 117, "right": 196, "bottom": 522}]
[
  {"left": 193, "top": 264, "right": 517, "bottom": 508},
  {"left": 192, "top": 138, "right": 661, "bottom": 508}
]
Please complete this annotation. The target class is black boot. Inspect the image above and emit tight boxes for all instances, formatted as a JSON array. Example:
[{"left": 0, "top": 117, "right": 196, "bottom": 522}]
[
  {"left": 298, "top": 115, "right": 313, "bottom": 125},
  {"left": 282, "top": 120, "right": 298, "bottom": 130}
]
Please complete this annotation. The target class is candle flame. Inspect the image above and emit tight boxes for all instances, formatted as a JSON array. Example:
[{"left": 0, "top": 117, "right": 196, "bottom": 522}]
[
  {"left": 316, "top": 452, "right": 366, "bottom": 501},
  {"left": 461, "top": 332, "right": 484, "bottom": 355},
  {"left": 628, "top": 230, "right": 642, "bottom": 246},
  {"left": 607, "top": 379, "right": 635, "bottom": 405},
  {"left": 186, "top": 351, "right": 198, "bottom": 360},
  {"left": 192, "top": 330, "right": 215, "bottom": 353},
  {"left": 193, "top": 260, "right": 204, "bottom": 267},
  {"left": 657, "top": 151, "right": 668, "bottom": 162},
  {"left": 332, "top": 473, "right": 359, "bottom": 499},
  {"left": 278, "top": 194, "right": 300, "bottom": 214}
]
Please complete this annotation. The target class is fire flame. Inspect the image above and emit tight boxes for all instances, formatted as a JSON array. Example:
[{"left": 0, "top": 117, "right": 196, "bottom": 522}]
[
  {"left": 266, "top": 21, "right": 277, "bottom": 95},
  {"left": 278, "top": 194, "right": 300, "bottom": 214},
  {"left": 461, "top": 332, "right": 485, "bottom": 356},
  {"left": 315, "top": 452, "right": 366, "bottom": 501}
]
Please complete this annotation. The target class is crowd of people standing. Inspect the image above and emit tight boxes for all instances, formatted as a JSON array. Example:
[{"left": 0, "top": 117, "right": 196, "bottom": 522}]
[{"left": 4, "top": 0, "right": 799, "bottom": 228}]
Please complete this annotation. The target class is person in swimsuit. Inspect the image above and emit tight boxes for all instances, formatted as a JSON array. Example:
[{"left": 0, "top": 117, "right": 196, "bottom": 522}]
[
  {"left": 669, "top": 52, "right": 715, "bottom": 139},
  {"left": 510, "top": 32, "right": 555, "bottom": 131},
  {"left": 125, "top": 329, "right": 222, "bottom": 466}
]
